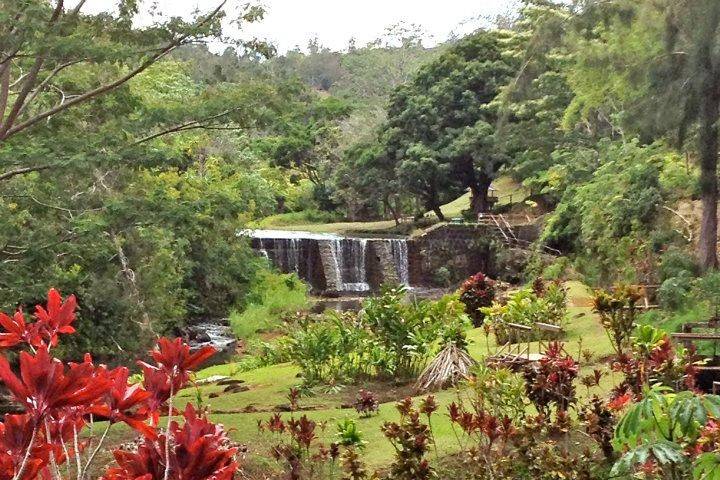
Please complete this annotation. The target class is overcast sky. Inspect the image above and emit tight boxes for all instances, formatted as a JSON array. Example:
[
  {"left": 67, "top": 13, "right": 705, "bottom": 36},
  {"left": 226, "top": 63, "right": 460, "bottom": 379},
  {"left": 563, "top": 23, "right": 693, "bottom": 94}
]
[{"left": 85, "top": 0, "right": 518, "bottom": 52}]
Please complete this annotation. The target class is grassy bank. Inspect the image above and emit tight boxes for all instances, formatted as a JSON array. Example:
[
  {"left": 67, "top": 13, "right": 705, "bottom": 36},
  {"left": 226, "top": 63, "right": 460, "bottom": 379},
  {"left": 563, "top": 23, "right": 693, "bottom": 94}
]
[{"left": 230, "top": 271, "right": 310, "bottom": 340}]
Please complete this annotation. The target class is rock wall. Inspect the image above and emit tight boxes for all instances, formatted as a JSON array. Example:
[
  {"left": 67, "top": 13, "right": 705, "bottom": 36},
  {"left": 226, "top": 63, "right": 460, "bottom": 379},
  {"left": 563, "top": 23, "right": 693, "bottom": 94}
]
[
  {"left": 406, "top": 223, "right": 541, "bottom": 286},
  {"left": 249, "top": 222, "right": 543, "bottom": 293},
  {"left": 407, "top": 224, "right": 494, "bottom": 286},
  {"left": 366, "top": 240, "right": 401, "bottom": 288}
]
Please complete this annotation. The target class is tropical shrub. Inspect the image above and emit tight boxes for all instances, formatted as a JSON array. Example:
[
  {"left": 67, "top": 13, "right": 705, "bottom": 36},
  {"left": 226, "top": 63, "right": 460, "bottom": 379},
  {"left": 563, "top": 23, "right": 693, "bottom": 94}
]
[
  {"left": 354, "top": 390, "right": 380, "bottom": 418},
  {"left": 523, "top": 342, "right": 579, "bottom": 419},
  {"left": 381, "top": 398, "right": 436, "bottom": 480},
  {"left": 610, "top": 325, "right": 696, "bottom": 401},
  {"left": 579, "top": 395, "right": 618, "bottom": 462},
  {"left": 336, "top": 418, "right": 366, "bottom": 449},
  {"left": 593, "top": 284, "right": 642, "bottom": 356},
  {"left": 447, "top": 399, "right": 517, "bottom": 478},
  {"left": 692, "top": 272, "right": 720, "bottom": 318},
  {"left": 458, "top": 272, "right": 496, "bottom": 326},
  {"left": 612, "top": 386, "right": 720, "bottom": 479},
  {"left": 657, "top": 274, "right": 694, "bottom": 311},
  {"left": 281, "top": 288, "right": 470, "bottom": 386},
  {"left": 481, "top": 281, "right": 567, "bottom": 345},
  {"left": 0, "top": 288, "right": 236, "bottom": 480},
  {"left": 341, "top": 447, "right": 369, "bottom": 480},
  {"left": 282, "top": 313, "right": 374, "bottom": 386},
  {"left": 259, "top": 412, "right": 339, "bottom": 479},
  {"left": 470, "top": 364, "right": 528, "bottom": 422}
]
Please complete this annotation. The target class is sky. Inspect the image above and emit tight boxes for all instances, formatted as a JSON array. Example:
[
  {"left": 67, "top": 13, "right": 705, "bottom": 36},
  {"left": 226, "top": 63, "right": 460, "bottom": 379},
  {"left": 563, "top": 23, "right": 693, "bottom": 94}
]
[{"left": 85, "top": 0, "right": 519, "bottom": 53}]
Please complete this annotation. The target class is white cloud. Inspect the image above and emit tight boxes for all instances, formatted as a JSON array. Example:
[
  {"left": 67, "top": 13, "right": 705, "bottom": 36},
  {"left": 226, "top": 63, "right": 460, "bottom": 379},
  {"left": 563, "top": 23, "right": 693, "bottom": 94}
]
[{"left": 82, "top": 0, "right": 517, "bottom": 52}]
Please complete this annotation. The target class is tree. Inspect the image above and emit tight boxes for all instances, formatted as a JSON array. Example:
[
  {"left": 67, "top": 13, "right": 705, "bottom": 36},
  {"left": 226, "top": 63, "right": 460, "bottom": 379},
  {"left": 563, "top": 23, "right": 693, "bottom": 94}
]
[
  {"left": 565, "top": 0, "right": 720, "bottom": 271},
  {"left": 381, "top": 30, "right": 519, "bottom": 216},
  {"left": 0, "top": 2, "right": 294, "bottom": 359},
  {"left": 0, "top": 1, "right": 278, "bottom": 181},
  {"left": 332, "top": 142, "right": 404, "bottom": 222},
  {"left": 659, "top": 1, "right": 720, "bottom": 271}
]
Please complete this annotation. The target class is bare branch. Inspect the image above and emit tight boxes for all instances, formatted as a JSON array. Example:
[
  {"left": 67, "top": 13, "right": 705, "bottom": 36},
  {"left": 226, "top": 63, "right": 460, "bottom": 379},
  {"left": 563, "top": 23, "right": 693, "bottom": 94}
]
[
  {"left": 132, "top": 107, "right": 242, "bottom": 145},
  {"left": 0, "top": 165, "right": 52, "bottom": 181}
]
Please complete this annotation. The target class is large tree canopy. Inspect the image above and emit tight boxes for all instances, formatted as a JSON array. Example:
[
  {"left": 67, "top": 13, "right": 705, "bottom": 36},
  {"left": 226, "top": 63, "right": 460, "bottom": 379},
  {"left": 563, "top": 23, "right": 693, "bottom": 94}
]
[{"left": 381, "top": 30, "right": 520, "bottom": 217}]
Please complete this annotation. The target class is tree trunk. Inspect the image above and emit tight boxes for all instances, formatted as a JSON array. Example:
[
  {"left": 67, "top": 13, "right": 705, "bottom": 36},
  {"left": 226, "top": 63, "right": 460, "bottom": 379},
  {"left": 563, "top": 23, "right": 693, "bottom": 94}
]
[
  {"left": 470, "top": 175, "right": 493, "bottom": 215},
  {"left": 432, "top": 205, "right": 445, "bottom": 221},
  {"left": 697, "top": 64, "right": 720, "bottom": 271},
  {"left": 383, "top": 195, "right": 401, "bottom": 226}
]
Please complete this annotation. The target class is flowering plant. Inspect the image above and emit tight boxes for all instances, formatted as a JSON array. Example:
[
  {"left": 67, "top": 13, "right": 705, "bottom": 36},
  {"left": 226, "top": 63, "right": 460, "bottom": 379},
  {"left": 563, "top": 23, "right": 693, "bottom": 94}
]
[{"left": 0, "top": 288, "right": 236, "bottom": 480}]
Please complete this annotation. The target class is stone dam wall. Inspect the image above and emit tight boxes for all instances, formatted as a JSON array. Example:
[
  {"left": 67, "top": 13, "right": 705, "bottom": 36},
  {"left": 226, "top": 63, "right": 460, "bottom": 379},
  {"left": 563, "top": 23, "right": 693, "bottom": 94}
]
[{"left": 247, "top": 223, "right": 542, "bottom": 294}]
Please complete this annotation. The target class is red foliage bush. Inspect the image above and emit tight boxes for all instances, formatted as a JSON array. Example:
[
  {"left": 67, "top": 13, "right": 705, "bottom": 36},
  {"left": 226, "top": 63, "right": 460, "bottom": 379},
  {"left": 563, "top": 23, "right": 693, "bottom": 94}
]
[
  {"left": 523, "top": 342, "right": 579, "bottom": 418},
  {"left": 458, "top": 272, "right": 496, "bottom": 326},
  {"left": 0, "top": 288, "right": 237, "bottom": 480},
  {"left": 353, "top": 389, "right": 379, "bottom": 418}
]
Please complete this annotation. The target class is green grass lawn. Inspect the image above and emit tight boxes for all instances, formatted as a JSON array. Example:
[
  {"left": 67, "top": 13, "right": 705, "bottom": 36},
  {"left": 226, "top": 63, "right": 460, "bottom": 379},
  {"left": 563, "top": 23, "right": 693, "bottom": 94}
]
[
  {"left": 177, "top": 279, "right": 616, "bottom": 470},
  {"left": 255, "top": 175, "right": 528, "bottom": 235},
  {"left": 428, "top": 176, "right": 529, "bottom": 220}
]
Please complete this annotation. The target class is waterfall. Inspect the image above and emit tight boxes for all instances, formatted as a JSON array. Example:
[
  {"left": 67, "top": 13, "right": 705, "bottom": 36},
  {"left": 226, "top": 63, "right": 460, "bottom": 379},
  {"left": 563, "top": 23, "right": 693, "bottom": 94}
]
[
  {"left": 390, "top": 239, "right": 410, "bottom": 286},
  {"left": 328, "top": 238, "right": 369, "bottom": 292},
  {"left": 285, "top": 238, "right": 300, "bottom": 273},
  {"left": 241, "top": 230, "right": 409, "bottom": 293},
  {"left": 257, "top": 238, "right": 269, "bottom": 260}
]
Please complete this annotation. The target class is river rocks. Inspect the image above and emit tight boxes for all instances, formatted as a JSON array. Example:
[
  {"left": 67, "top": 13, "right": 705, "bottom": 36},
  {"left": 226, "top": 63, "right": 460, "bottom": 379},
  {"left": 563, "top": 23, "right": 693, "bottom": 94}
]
[{"left": 184, "top": 321, "right": 237, "bottom": 367}]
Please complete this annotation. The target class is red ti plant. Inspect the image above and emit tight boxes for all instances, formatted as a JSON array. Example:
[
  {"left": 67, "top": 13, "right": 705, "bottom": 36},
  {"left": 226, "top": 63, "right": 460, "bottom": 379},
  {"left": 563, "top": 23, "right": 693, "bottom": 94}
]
[
  {"left": 353, "top": 389, "right": 379, "bottom": 418},
  {"left": 447, "top": 399, "right": 516, "bottom": 476},
  {"left": 259, "top": 412, "right": 334, "bottom": 480},
  {"left": 609, "top": 326, "right": 698, "bottom": 403},
  {"left": 458, "top": 272, "right": 496, "bottom": 327},
  {"left": 0, "top": 288, "right": 235, "bottom": 480},
  {"left": 523, "top": 342, "right": 579, "bottom": 420},
  {"left": 381, "top": 398, "right": 436, "bottom": 480}
]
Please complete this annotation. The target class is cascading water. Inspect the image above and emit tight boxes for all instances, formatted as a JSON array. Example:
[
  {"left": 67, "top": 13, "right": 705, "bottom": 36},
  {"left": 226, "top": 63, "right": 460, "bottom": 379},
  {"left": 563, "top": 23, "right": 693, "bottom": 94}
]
[
  {"left": 242, "top": 230, "right": 410, "bottom": 293},
  {"left": 329, "top": 238, "right": 369, "bottom": 292},
  {"left": 390, "top": 239, "right": 410, "bottom": 286}
]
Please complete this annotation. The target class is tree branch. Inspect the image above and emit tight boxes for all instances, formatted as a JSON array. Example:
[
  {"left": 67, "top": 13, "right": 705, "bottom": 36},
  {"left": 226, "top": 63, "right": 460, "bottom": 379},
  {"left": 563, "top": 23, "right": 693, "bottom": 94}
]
[
  {"left": 0, "top": 165, "right": 52, "bottom": 181},
  {"left": 132, "top": 106, "right": 242, "bottom": 145},
  {"left": 0, "top": 0, "right": 64, "bottom": 135},
  {"left": 0, "top": 1, "right": 226, "bottom": 141},
  {"left": 17, "top": 59, "right": 85, "bottom": 117},
  {"left": 0, "top": 63, "right": 9, "bottom": 125}
]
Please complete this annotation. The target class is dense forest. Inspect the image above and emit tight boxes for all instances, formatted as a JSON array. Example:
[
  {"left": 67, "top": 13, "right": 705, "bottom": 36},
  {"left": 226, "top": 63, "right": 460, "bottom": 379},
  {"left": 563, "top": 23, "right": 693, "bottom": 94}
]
[{"left": 5, "top": 1, "right": 720, "bottom": 479}]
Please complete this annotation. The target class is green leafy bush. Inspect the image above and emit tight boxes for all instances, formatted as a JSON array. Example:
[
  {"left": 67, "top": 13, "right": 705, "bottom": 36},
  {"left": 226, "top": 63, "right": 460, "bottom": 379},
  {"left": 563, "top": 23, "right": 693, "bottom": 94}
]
[
  {"left": 593, "top": 284, "right": 642, "bottom": 356},
  {"left": 659, "top": 247, "right": 699, "bottom": 281},
  {"left": 481, "top": 281, "right": 567, "bottom": 345},
  {"left": 657, "top": 275, "right": 694, "bottom": 311},
  {"left": 255, "top": 209, "right": 342, "bottom": 227},
  {"left": 612, "top": 386, "right": 720, "bottom": 479},
  {"left": 281, "top": 287, "right": 470, "bottom": 386}
]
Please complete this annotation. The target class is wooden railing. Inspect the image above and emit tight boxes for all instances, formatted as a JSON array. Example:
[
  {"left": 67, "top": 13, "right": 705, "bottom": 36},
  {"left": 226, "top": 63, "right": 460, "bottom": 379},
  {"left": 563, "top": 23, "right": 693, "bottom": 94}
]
[
  {"left": 487, "top": 321, "right": 565, "bottom": 367},
  {"left": 477, "top": 213, "right": 561, "bottom": 255}
]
